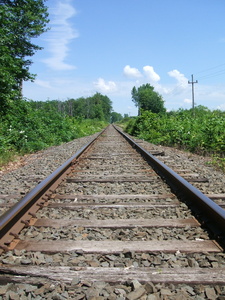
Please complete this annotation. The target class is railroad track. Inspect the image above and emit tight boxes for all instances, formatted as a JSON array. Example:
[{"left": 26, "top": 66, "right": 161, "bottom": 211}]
[{"left": 1, "top": 124, "right": 225, "bottom": 299}]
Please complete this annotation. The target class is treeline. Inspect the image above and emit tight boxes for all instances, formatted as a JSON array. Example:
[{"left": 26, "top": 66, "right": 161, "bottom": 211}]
[
  {"left": 0, "top": 90, "right": 126, "bottom": 166},
  {"left": 29, "top": 93, "right": 123, "bottom": 122}
]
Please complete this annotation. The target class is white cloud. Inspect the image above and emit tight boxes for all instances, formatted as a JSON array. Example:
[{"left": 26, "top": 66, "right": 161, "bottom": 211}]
[
  {"left": 42, "top": 0, "right": 78, "bottom": 71},
  {"left": 184, "top": 98, "right": 192, "bottom": 104},
  {"left": 143, "top": 66, "right": 160, "bottom": 82},
  {"left": 34, "top": 79, "right": 52, "bottom": 89},
  {"left": 168, "top": 69, "right": 188, "bottom": 88},
  {"left": 123, "top": 65, "right": 160, "bottom": 83},
  {"left": 123, "top": 65, "right": 143, "bottom": 79},
  {"left": 94, "top": 78, "right": 117, "bottom": 93}
]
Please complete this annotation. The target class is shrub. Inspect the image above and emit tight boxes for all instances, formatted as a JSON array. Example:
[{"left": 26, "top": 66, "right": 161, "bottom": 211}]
[
  {"left": 0, "top": 99, "right": 107, "bottom": 167},
  {"left": 125, "top": 106, "right": 225, "bottom": 156}
]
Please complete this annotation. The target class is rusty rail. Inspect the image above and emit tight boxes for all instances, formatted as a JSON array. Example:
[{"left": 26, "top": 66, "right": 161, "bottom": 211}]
[
  {"left": 0, "top": 129, "right": 105, "bottom": 250},
  {"left": 114, "top": 125, "right": 225, "bottom": 239}
]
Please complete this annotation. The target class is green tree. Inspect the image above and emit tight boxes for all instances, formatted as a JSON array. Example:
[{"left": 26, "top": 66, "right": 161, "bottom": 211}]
[
  {"left": 90, "top": 93, "right": 112, "bottom": 121},
  {"left": 46, "top": 93, "right": 113, "bottom": 121},
  {"left": 111, "top": 112, "right": 123, "bottom": 123},
  {"left": 0, "top": 0, "right": 49, "bottom": 112},
  {"left": 131, "top": 84, "right": 166, "bottom": 115},
  {"left": 66, "top": 93, "right": 112, "bottom": 121}
]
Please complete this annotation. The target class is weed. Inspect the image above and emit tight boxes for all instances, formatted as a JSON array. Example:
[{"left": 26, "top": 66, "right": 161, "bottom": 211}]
[{"left": 124, "top": 106, "right": 225, "bottom": 173}]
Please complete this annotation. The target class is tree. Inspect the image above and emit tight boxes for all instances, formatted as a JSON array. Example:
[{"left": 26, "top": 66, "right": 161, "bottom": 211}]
[
  {"left": 0, "top": 0, "right": 49, "bottom": 111},
  {"left": 91, "top": 93, "right": 112, "bottom": 121},
  {"left": 131, "top": 84, "right": 166, "bottom": 115},
  {"left": 111, "top": 112, "right": 123, "bottom": 123},
  {"left": 47, "top": 93, "right": 113, "bottom": 121},
  {"left": 75, "top": 93, "right": 112, "bottom": 121}
]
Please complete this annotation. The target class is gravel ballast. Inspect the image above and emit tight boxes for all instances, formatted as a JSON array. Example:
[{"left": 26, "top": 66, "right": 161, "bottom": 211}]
[{"left": 1, "top": 129, "right": 225, "bottom": 299}]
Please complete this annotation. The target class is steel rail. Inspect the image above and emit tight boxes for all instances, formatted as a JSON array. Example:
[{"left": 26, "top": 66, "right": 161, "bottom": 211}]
[
  {"left": 0, "top": 128, "right": 105, "bottom": 250},
  {"left": 114, "top": 125, "right": 225, "bottom": 238}
]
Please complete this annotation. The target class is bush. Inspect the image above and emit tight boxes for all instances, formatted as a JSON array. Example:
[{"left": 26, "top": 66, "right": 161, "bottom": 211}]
[
  {"left": 0, "top": 99, "right": 107, "bottom": 167},
  {"left": 125, "top": 106, "right": 225, "bottom": 156}
]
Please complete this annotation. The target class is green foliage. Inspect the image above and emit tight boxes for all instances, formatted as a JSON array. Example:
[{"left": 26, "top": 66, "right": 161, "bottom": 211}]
[
  {"left": 114, "top": 116, "right": 134, "bottom": 130},
  {"left": 111, "top": 112, "right": 123, "bottom": 123},
  {"left": 125, "top": 106, "right": 225, "bottom": 156},
  {"left": 0, "top": 99, "right": 107, "bottom": 167},
  {"left": 30, "top": 93, "right": 113, "bottom": 122},
  {"left": 0, "top": 0, "right": 49, "bottom": 111},
  {"left": 131, "top": 84, "right": 166, "bottom": 115},
  {"left": 209, "top": 156, "right": 225, "bottom": 173}
]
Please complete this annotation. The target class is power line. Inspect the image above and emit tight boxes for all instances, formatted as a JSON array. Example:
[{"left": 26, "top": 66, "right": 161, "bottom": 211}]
[
  {"left": 195, "top": 63, "right": 225, "bottom": 75},
  {"left": 195, "top": 63, "right": 225, "bottom": 81},
  {"left": 198, "top": 69, "right": 225, "bottom": 80}
]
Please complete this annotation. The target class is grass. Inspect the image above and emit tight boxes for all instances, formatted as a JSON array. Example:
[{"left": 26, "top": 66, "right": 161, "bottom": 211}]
[{"left": 0, "top": 149, "right": 17, "bottom": 169}]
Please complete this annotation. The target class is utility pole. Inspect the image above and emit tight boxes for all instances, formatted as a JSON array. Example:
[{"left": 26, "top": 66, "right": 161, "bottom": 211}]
[{"left": 188, "top": 74, "right": 198, "bottom": 115}]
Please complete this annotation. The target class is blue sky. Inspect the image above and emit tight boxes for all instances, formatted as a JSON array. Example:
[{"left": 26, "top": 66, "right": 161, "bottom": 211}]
[{"left": 23, "top": 0, "right": 225, "bottom": 115}]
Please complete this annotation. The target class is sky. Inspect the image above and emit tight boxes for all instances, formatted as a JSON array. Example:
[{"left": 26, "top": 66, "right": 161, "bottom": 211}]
[{"left": 23, "top": 0, "right": 225, "bottom": 116}]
